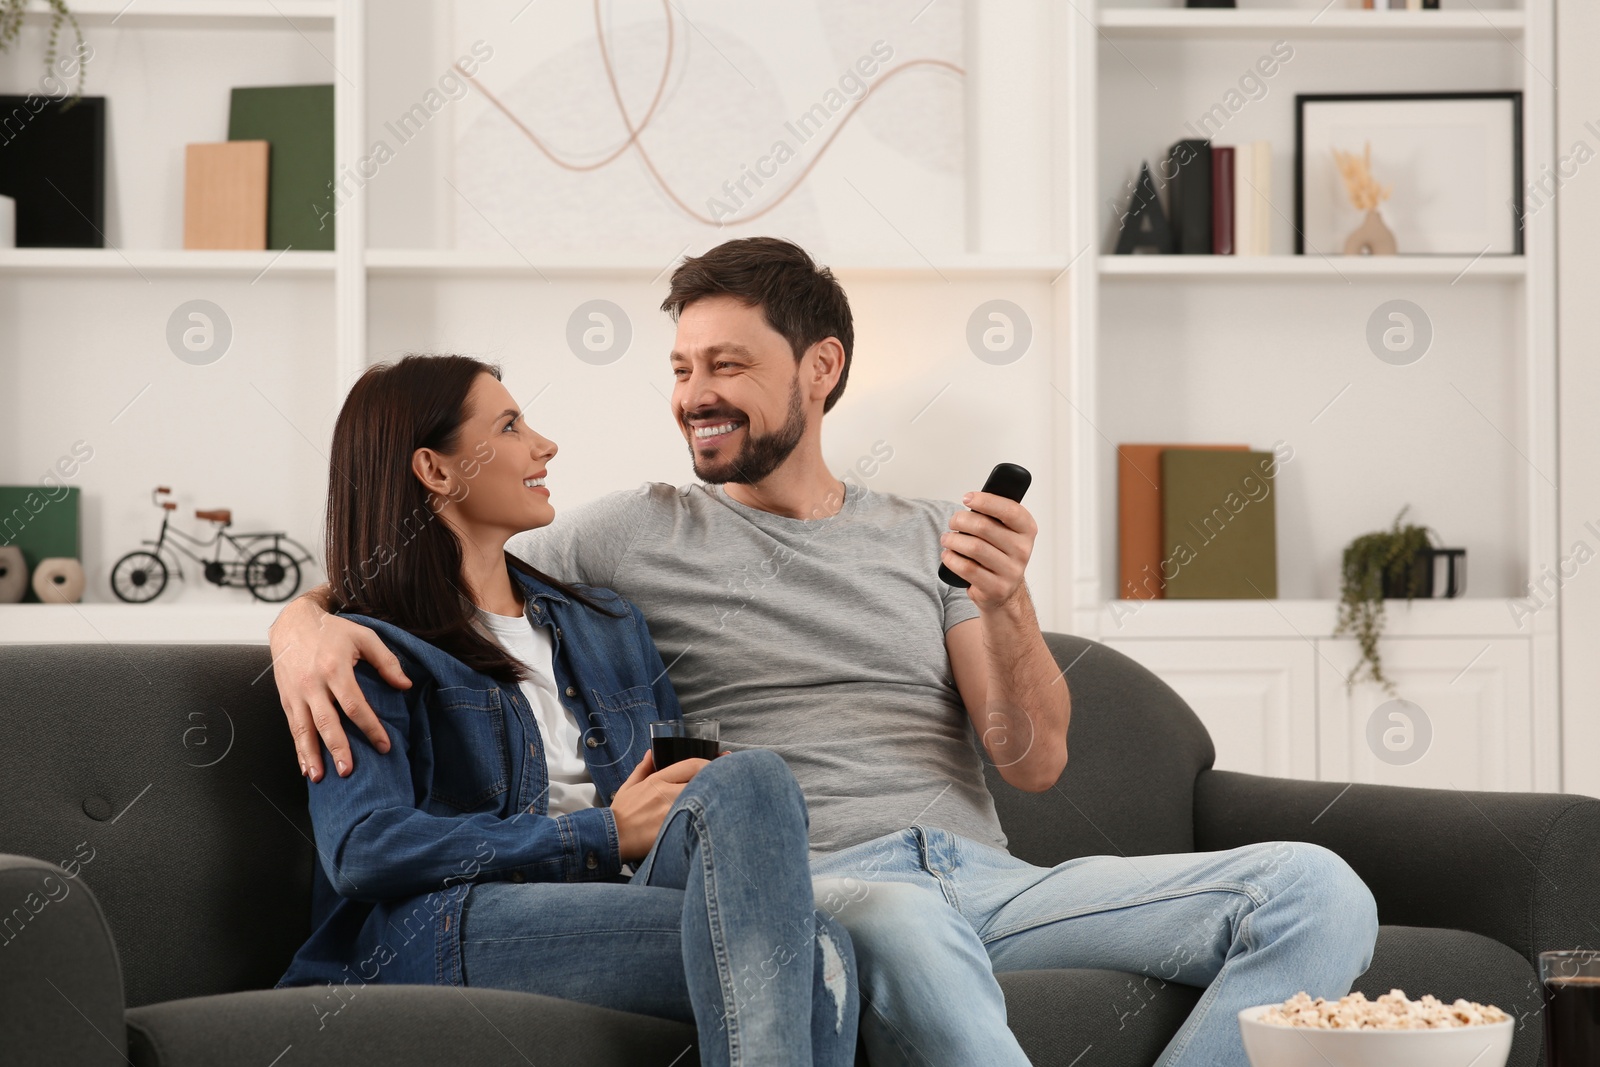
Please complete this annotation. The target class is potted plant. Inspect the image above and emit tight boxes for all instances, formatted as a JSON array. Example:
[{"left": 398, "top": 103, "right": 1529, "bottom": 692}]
[
  {"left": 0, "top": 1, "right": 86, "bottom": 103},
  {"left": 1334, "top": 507, "right": 1437, "bottom": 693}
]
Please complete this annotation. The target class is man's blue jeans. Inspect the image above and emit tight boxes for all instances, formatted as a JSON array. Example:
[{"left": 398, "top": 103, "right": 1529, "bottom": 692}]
[
  {"left": 459, "top": 750, "right": 858, "bottom": 1067},
  {"left": 811, "top": 826, "right": 1379, "bottom": 1067}
]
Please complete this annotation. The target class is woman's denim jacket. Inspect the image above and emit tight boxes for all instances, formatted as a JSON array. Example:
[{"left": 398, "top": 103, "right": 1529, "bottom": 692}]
[{"left": 276, "top": 568, "right": 682, "bottom": 998}]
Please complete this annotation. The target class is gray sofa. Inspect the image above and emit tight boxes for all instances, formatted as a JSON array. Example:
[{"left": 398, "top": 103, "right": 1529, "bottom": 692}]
[{"left": 3, "top": 635, "right": 1593, "bottom": 1066}]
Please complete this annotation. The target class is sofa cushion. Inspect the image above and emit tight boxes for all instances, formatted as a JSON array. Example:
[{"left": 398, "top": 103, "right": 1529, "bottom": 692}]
[
  {"left": 1356, "top": 925, "right": 1544, "bottom": 1067},
  {"left": 126, "top": 985, "right": 699, "bottom": 1067},
  {"left": 124, "top": 972, "right": 1204, "bottom": 1067},
  {"left": 998, "top": 969, "right": 1202, "bottom": 1067}
]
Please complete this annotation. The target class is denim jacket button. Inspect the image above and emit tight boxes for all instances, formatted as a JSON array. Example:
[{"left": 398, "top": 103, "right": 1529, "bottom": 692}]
[
  {"left": 585, "top": 736, "right": 599, "bottom": 749},
  {"left": 585, "top": 852, "right": 598, "bottom": 870},
  {"left": 565, "top": 686, "right": 577, "bottom": 697}
]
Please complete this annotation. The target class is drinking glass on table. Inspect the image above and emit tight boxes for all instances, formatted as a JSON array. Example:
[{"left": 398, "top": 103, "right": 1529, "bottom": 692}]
[
  {"left": 1542, "top": 949, "right": 1600, "bottom": 1067},
  {"left": 651, "top": 719, "right": 720, "bottom": 768}
]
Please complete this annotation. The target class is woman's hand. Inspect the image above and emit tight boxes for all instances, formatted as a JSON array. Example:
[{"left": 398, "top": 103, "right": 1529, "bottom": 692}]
[
  {"left": 269, "top": 586, "right": 412, "bottom": 781},
  {"left": 610, "top": 751, "right": 711, "bottom": 863}
]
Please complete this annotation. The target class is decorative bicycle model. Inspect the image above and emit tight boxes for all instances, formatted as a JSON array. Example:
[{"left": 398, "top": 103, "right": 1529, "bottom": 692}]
[{"left": 110, "top": 487, "right": 316, "bottom": 603}]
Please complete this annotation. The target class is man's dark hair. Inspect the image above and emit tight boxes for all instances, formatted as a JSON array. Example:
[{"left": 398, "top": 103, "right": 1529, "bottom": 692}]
[{"left": 661, "top": 237, "right": 854, "bottom": 413}]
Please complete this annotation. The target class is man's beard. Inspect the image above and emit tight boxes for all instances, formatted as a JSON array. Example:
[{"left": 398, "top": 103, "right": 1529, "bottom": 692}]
[{"left": 689, "top": 376, "right": 807, "bottom": 485}]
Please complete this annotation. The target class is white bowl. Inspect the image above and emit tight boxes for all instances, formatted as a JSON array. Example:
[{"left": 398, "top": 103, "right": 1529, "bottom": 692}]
[{"left": 1239, "top": 1005, "right": 1514, "bottom": 1067}]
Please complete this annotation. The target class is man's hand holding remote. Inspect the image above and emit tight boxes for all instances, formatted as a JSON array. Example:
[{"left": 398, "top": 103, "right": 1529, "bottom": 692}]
[
  {"left": 939, "top": 489, "right": 1039, "bottom": 612},
  {"left": 939, "top": 462, "right": 1035, "bottom": 610}
]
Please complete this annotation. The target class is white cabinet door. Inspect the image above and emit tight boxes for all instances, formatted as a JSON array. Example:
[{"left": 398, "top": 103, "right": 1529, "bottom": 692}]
[
  {"left": 1103, "top": 639, "right": 1318, "bottom": 779},
  {"left": 1316, "top": 638, "right": 1534, "bottom": 791}
]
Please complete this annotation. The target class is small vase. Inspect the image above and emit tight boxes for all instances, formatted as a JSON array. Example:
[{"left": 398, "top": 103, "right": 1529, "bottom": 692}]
[
  {"left": 1344, "top": 209, "right": 1398, "bottom": 256},
  {"left": 33, "top": 557, "right": 86, "bottom": 604},
  {"left": 1381, "top": 548, "right": 1467, "bottom": 599},
  {"left": 0, "top": 545, "right": 25, "bottom": 603}
]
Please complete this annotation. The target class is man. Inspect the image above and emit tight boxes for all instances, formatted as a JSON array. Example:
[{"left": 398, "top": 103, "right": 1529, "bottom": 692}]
[{"left": 271, "top": 237, "right": 1378, "bottom": 1065}]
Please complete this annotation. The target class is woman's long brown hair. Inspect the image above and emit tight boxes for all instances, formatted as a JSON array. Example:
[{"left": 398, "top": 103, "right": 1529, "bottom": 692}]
[{"left": 325, "top": 354, "right": 618, "bottom": 685}]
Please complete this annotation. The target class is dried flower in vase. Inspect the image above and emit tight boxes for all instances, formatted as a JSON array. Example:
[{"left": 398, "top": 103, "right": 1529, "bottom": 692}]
[{"left": 1332, "top": 142, "right": 1397, "bottom": 255}]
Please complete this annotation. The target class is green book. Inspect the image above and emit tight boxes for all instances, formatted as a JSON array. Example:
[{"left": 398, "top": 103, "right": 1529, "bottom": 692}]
[
  {"left": 227, "top": 84, "right": 335, "bottom": 251},
  {"left": 1160, "top": 450, "right": 1278, "bottom": 599},
  {"left": 0, "top": 486, "right": 80, "bottom": 602}
]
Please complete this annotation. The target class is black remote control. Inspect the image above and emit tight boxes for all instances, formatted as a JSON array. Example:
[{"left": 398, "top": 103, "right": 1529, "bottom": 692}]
[{"left": 939, "top": 462, "right": 1033, "bottom": 589}]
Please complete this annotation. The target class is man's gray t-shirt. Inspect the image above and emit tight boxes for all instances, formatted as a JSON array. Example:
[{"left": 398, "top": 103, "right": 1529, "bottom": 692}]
[{"left": 505, "top": 482, "right": 1007, "bottom": 856}]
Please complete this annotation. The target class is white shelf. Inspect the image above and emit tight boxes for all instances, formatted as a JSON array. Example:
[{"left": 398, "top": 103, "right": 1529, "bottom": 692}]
[
  {"left": 25, "top": 0, "right": 335, "bottom": 24},
  {"left": 365, "top": 248, "right": 1074, "bottom": 280},
  {"left": 1097, "top": 9, "right": 1525, "bottom": 39},
  {"left": 0, "top": 249, "right": 336, "bottom": 276},
  {"left": 0, "top": 604, "right": 277, "bottom": 644},
  {"left": 1098, "top": 254, "right": 1526, "bottom": 281},
  {"left": 1099, "top": 598, "right": 1534, "bottom": 640}
]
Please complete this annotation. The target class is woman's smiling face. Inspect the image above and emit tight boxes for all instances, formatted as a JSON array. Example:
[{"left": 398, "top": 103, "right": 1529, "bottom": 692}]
[{"left": 422, "top": 372, "right": 558, "bottom": 543}]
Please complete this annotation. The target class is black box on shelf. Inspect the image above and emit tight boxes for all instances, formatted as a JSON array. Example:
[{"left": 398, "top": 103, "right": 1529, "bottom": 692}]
[{"left": 0, "top": 96, "right": 106, "bottom": 248}]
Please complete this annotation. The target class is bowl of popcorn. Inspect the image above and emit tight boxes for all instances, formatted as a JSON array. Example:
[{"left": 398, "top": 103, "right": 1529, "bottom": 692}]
[{"left": 1239, "top": 989, "right": 1513, "bottom": 1067}]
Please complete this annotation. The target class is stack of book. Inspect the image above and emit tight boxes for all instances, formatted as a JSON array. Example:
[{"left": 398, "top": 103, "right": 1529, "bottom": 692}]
[
  {"left": 1118, "top": 443, "right": 1280, "bottom": 600},
  {"left": 1166, "top": 139, "right": 1272, "bottom": 256},
  {"left": 184, "top": 84, "right": 334, "bottom": 251}
]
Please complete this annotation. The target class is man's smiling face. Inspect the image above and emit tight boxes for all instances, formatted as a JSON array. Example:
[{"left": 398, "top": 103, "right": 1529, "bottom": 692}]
[{"left": 669, "top": 294, "right": 808, "bottom": 485}]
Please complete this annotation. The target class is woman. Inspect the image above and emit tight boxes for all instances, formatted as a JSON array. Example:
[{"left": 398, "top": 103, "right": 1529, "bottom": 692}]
[{"left": 276, "top": 354, "right": 857, "bottom": 1066}]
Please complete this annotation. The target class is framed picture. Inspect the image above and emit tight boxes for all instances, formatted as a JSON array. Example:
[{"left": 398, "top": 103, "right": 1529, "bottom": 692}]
[{"left": 1295, "top": 92, "right": 1523, "bottom": 256}]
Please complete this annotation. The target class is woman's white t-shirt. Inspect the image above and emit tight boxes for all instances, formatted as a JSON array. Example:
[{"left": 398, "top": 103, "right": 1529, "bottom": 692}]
[{"left": 474, "top": 606, "right": 599, "bottom": 816}]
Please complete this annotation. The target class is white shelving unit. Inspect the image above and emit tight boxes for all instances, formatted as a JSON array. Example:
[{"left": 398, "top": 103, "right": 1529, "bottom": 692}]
[
  {"left": 1096, "top": 9, "right": 1525, "bottom": 38},
  {"left": 28, "top": 0, "right": 335, "bottom": 22},
  {"left": 2, "top": 0, "right": 360, "bottom": 641},
  {"left": 1099, "top": 597, "right": 1541, "bottom": 640},
  {"left": 1097, "top": 254, "right": 1527, "bottom": 280},
  {"left": 1060, "top": 0, "right": 1558, "bottom": 791},
  {"left": 0, "top": 248, "right": 336, "bottom": 274}
]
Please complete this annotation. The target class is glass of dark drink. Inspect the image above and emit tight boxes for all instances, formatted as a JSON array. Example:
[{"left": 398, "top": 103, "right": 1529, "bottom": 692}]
[
  {"left": 650, "top": 719, "right": 720, "bottom": 769},
  {"left": 1542, "top": 949, "right": 1600, "bottom": 1067}
]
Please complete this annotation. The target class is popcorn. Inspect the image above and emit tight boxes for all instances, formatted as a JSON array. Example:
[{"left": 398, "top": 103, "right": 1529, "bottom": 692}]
[{"left": 1258, "top": 989, "right": 1510, "bottom": 1030}]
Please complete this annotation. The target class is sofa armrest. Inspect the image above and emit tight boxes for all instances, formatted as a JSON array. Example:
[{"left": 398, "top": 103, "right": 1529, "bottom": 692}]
[
  {"left": 1194, "top": 770, "right": 1600, "bottom": 968},
  {"left": 0, "top": 853, "right": 127, "bottom": 1065}
]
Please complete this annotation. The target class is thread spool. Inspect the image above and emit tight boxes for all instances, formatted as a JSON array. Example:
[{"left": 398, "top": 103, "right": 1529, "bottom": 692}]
[
  {"left": 0, "top": 545, "right": 26, "bottom": 603},
  {"left": 33, "top": 557, "right": 86, "bottom": 603}
]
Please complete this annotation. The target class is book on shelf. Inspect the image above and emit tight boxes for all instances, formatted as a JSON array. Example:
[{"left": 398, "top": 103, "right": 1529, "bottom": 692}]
[
  {"left": 1167, "top": 139, "right": 1212, "bottom": 255},
  {"left": 183, "top": 141, "right": 269, "bottom": 250},
  {"left": 1231, "top": 143, "right": 1254, "bottom": 256},
  {"left": 1211, "top": 146, "right": 1235, "bottom": 256},
  {"left": 1161, "top": 449, "right": 1279, "bottom": 600},
  {"left": 1249, "top": 141, "right": 1271, "bottom": 255},
  {"left": 1221, "top": 140, "right": 1272, "bottom": 256},
  {"left": 1118, "top": 443, "right": 1248, "bottom": 600},
  {"left": 227, "top": 85, "right": 335, "bottom": 252}
]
